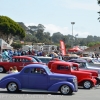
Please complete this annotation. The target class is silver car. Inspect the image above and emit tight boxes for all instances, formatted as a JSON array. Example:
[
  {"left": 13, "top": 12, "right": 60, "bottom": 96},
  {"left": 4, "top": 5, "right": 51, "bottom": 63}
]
[
  {"left": 37, "top": 56, "right": 52, "bottom": 64},
  {"left": 68, "top": 58, "right": 100, "bottom": 74}
]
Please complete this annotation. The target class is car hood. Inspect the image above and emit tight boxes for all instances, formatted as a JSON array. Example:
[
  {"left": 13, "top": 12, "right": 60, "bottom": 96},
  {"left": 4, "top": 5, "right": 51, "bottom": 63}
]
[
  {"left": 0, "top": 72, "right": 20, "bottom": 81},
  {"left": 79, "top": 69, "right": 98, "bottom": 73},
  {"left": 87, "top": 66, "right": 100, "bottom": 74},
  {"left": 79, "top": 69, "right": 98, "bottom": 76},
  {"left": 88, "top": 66, "right": 100, "bottom": 70}
]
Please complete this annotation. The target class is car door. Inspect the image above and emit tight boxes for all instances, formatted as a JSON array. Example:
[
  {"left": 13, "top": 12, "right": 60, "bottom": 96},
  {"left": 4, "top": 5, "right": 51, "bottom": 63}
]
[
  {"left": 11, "top": 58, "right": 24, "bottom": 71},
  {"left": 28, "top": 67, "right": 48, "bottom": 90},
  {"left": 56, "top": 65, "right": 71, "bottom": 74},
  {"left": 20, "top": 68, "right": 30, "bottom": 89}
]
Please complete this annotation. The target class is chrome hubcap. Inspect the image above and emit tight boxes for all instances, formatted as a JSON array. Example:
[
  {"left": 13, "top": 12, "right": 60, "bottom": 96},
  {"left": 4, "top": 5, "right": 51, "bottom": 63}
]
[
  {"left": 84, "top": 81, "right": 91, "bottom": 88},
  {"left": 8, "top": 83, "right": 17, "bottom": 92},
  {"left": 61, "top": 85, "right": 70, "bottom": 94}
]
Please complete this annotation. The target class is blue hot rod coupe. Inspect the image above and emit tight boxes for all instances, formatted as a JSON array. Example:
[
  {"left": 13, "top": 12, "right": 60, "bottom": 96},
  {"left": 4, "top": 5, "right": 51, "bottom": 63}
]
[{"left": 0, "top": 64, "right": 78, "bottom": 95}]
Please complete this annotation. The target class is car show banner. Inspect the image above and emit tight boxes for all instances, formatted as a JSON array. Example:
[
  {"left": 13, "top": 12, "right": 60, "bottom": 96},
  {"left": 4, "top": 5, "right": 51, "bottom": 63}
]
[{"left": 60, "top": 40, "right": 66, "bottom": 56}]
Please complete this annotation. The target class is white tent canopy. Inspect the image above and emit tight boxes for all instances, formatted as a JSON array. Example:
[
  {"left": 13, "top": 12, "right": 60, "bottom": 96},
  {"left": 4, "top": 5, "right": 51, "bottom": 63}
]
[{"left": 0, "top": 39, "right": 13, "bottom": 50}]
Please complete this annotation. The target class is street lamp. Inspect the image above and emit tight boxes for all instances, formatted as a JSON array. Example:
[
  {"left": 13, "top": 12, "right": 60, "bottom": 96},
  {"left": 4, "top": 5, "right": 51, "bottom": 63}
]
[{"left": 71, "top": 22, "right": 75, "bottom": 47}]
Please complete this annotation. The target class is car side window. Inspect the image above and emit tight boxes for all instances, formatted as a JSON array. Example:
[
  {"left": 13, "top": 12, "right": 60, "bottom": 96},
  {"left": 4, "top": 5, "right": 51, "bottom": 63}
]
[
  {"left": 21, "top": 58, "right": 25, "bottom": 62},
  {"left": 24, "top": 68, "right": 30, "bottom": 73},
  {"left": 22, "top": 59, "right": 31, "bottom": 62},
  {"left": 31, "top": 68, "right": 46, "bottom": 74},
  {"left": 57, "top": 65, "right": 69, "bottom": 70},
  {"left": 72, "top": 66, "right": 77, "bottom": 70},
  {"left": 78, "top": 62, "right": 86, "bottom": 68},
  {"left": 12, "top": 58, "right": 18, "bottom": 62}
]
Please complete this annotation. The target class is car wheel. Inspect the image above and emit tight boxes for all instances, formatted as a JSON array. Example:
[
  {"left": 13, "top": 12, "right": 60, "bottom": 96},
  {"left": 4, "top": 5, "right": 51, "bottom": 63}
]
[
  {"left": 7, "top": 82, "right": 19, "bottom": 93},
  {"left": 83, "top": 81, "right": 92, "bottom": 89},
  {"left": 0, "top": 66, "right": 5, "bottom": 73},
  {"left": 60, "top": 85, "right": 72, "bottom": 95}
]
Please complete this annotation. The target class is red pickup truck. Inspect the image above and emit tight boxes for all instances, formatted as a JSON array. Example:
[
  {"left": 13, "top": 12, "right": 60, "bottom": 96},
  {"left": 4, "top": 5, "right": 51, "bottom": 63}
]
[{"left": 48, "top": 61, "right": 97, "bottom": 89}]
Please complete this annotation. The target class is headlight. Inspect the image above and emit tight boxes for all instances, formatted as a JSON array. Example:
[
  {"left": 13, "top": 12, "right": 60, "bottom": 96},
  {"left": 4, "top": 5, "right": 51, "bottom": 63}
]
[{"left": 73, "top": 78, "right": 77, "bottom": 83}]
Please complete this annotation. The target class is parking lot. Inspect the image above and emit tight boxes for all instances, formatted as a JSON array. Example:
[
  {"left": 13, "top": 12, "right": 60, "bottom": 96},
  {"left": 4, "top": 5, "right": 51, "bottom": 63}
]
[{"left": 0, "top": 73, "right": 100, "bottom": 100}]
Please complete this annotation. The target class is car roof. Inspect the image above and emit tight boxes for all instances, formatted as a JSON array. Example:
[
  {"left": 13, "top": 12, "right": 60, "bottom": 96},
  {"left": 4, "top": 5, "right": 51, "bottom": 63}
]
[
  {"left": 68, "top": 58, "right": 86, "bottom": 63},
  {"left": 24, "top": 64, "right": 48, "bottom": 69},
  {"left": 51, "top": 61, "right": 73, "bottom": 66},
  {"left": 13, "top": 56, "right": 33, "bottom": 60},
  {"left": 37, "top": 56, "right": 52, "bottom": 59}
]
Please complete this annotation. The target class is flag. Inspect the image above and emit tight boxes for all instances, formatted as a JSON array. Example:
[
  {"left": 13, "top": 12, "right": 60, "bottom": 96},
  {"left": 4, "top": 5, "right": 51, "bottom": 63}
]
[{"left": 60, "top": 40, "right": 66, "bottom": 56}]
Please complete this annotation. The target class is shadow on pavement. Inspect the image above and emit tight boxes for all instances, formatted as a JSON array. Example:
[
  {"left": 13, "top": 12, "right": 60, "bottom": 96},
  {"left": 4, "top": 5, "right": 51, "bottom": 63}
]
[{"left": 0, "top": 90, "right": 75, "bottom": 96}]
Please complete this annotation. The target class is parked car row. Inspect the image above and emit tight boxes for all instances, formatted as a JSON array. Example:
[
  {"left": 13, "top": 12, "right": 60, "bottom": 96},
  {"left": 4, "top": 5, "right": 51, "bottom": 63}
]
[{"left": 0, "top": 56, "right": 100, "bottom": 95}]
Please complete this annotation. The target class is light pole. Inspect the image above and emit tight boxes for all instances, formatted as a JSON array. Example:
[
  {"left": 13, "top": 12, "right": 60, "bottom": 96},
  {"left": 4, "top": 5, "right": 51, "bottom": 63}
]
[{"left": 71, "top": 22, "right": 75, "bottom": 47}]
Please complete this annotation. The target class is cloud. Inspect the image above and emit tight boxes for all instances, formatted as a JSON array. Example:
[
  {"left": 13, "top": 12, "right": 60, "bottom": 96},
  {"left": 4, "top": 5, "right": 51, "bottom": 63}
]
[
  {"left": 44, "top": 24, "right": 69, "bottom": 35},
  {"left": 45, "top": 24, "right": 92, "bottom": 38},
  {"left": 25, "top": 23, "right": 91, "bottom": 38}
]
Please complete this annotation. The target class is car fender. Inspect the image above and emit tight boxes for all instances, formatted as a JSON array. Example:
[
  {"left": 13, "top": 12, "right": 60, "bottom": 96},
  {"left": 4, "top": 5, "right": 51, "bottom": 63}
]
[
  {"left": 48, "top": 81, "right": 75, "bottom": 92},
  {"left": 78, "top": 78, "right": 96, "bottom": 86},
  {"left": 0, "top": 77, "right": 21, "bottom": 89}
]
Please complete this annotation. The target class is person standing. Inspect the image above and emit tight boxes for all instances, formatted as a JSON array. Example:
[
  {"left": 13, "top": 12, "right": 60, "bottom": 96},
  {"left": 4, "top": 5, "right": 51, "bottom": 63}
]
[
  {"left": 13, "top": 50, "right": 18, "bottom": 56},
  {"left": 2, "top": 49, "right": 10, "bottom": 62},
  {"left": 27, "top": 48, "right": 32, "bottom": 55}
]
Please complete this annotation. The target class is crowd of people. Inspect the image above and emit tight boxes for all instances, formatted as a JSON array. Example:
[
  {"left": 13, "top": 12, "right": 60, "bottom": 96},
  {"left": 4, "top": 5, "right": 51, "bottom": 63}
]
[
  {"left": 0, "top": 49, "right": 45, "bottom": 62},
  {"left": 0, "top": 48, "right": 60, "bottom": 62}
]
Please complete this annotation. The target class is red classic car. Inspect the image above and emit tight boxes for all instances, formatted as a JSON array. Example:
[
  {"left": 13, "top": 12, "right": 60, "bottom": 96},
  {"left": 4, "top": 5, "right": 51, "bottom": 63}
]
[
  {"left": 0, "top": 56, "right": 43, "bottom": 73},
  {"left": 48, "top": 60, "right": 99, "bottom": 81},
  {"left": 48, "top": 61, "right": 97, "bottom": 89}
]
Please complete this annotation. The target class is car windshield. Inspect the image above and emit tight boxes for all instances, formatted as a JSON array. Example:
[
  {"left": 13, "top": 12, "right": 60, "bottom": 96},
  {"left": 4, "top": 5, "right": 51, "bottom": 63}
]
[
  {"left": 45, "top": 66, "right": 52, "bottom": 74},
  {"left": 33, "top": 56, "right": 42, "bottom": 62},
  {"left": 78, "top": 62, "right": 87, "bottom": 68},
  {"left": 38, "top": 58, "right": 52, "bottom": 64},
  {"left": 71, "top": 65, "right": 78, "bottom": 70},
  {"left": 32, "top": 58, "right": 38, "bottom": 62}
]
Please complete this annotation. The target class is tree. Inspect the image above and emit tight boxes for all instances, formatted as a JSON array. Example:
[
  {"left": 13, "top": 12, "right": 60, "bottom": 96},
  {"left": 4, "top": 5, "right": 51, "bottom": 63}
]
[
  {"left": 43, "top": 32, "right": 52, "bottom": 44},
  {"left": 24, "top": 34, "right": 38, "bottom": 43},
  {"left": 17, "top": 22, "right": 28, "bottom": 31},
  {"left": 52, "top": 32, "right": 63, "bottom": 43},
  {"left": 35, "top": 29, "right": 44, "bottom": 42},
  {"left": 11, "top": 43, "right": 22, "bottom": 49},
  {"left": 28, "top": 24, "right": 45, "bottom": 33},
  {"left": 0, "top": 16, "right": 25, "bottom": 44}
]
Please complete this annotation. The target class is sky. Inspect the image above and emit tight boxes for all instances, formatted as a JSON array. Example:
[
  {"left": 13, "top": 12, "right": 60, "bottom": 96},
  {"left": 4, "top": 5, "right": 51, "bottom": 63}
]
[{"left": 0, "top": 0, "right": 100, "bottom": 38}]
